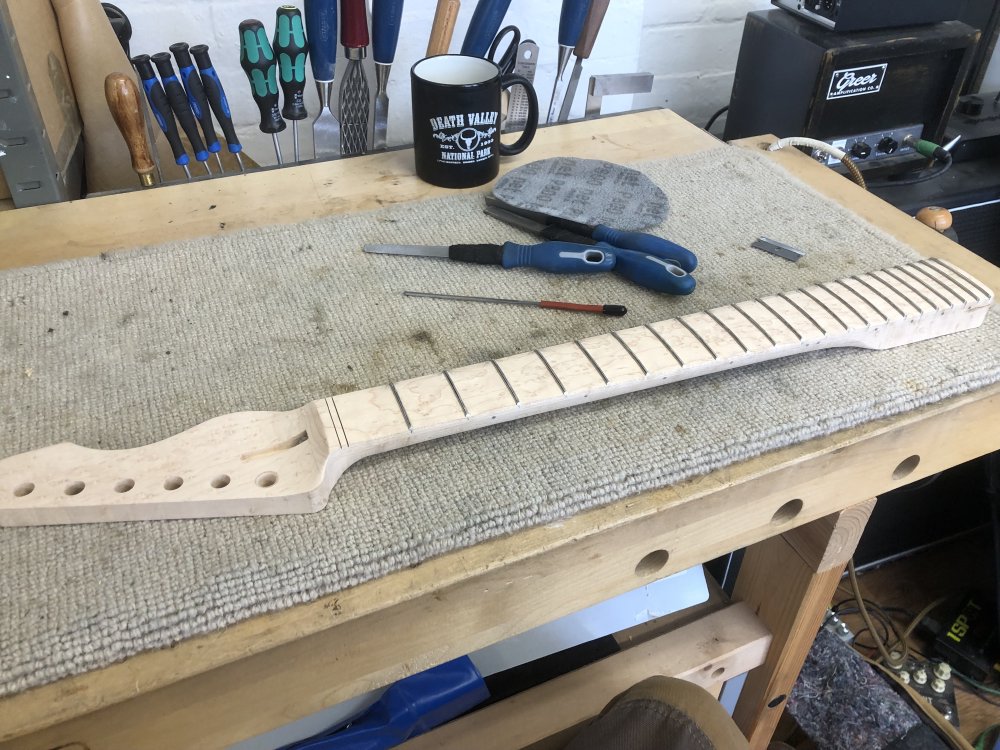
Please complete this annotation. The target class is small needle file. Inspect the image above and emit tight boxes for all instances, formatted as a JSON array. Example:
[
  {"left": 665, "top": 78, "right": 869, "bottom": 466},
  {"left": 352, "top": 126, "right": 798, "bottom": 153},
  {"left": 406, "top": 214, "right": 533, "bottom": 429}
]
[{"left": 404, "top": 291, "right": 627, "bottom": 316}]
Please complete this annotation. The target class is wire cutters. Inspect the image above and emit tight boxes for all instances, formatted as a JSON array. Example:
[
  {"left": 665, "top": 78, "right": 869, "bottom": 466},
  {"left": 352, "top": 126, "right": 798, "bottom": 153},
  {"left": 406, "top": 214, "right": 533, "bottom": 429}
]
[{"left": 483, "top": 196, "right": 698, "bottom": 295}]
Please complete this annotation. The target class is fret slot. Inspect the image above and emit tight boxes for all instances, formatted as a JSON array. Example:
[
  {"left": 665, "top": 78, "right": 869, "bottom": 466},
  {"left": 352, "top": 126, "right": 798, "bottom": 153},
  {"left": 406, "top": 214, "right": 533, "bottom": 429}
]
[
  {"left": 647, "top": 319, "right": 716, "bottom": 366},
  {"left": 333, "top": 386, "right": 410, "bottom": 444},
  {"left": 909, "top": 262, "right": 973, "bottom": 306},
  {"left": 848, "top": 275, "right": 909, "bottom": 319},
  {"left": 447, "top": 362, "right": 518, "bottom": 416},
  {"left": 616, "top": 326, "right": 684, "bottom": 376},
  {"left": 929, "top": 258, "right": 994, "bottom": 302},
  {"left": 708, "top": 305, "right": 774, "bottom": 354},
  {"left": 579, "top": 334, "right": 646, "bottom": 383},
  {"left": 681, "top": 312, "right": 745, "bottom": 358},
  {"left": 760, "top": 294, "right": 823, "bottom": 339},
  {"left": 496, "top": 351, "right": 567, "bottom": 404},
  {"left": 734, "top": 300, "right": 799, "bottom": 346},
  {"left": 827, "top": 280, "right": 889, "bottom": 324},
  {"left": 813, "top": 283, "right": 874, "bottom": 326},
  {"left": 538, "top": 342, "right": 608, "bottom": 394},
  {"left": 782, "top": 289, "right": 842, "bottom": 332},
  {"left": 870, "top": 270, "right": 935, "bottom": 314},
  {"left": 892, "top": 265, "right": 957, "bottom": 308},
  {"left": 394, "top": 374, "right": 467, "bottom": 429}
]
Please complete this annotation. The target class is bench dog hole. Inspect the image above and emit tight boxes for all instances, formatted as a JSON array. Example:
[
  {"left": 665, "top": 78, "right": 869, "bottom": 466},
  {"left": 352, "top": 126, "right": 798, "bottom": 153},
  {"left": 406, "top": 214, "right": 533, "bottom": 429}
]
[
  {"left": 13, "top": 482, "right": 34, "bottom": 497},
  {"left": 164, "top": 476, "right": 183, "bottom": 491},
  {"left": 893, "top": 455, "right": 920, "bottom": 480},
  {"left": 64, "top": 481, "right": 85, "bottom": 496},
  {"left": 114, "top": 479, "right": 135, "bottom": 494},
  {"left": 211, "top": 475, "right": 231, "bottom": 489},
  {"left": 771, "top": 499, "right": 803, "bottom": 524},
  {"left": 635, "top": 549, "right": 670, "bottom": 577}
]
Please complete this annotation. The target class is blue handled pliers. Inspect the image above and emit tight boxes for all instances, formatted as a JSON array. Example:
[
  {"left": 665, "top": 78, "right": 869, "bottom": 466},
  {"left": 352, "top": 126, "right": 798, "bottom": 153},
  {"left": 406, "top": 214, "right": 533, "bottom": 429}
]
[{"left": 483, "top": 196, "right": 698, "bottom": 295}]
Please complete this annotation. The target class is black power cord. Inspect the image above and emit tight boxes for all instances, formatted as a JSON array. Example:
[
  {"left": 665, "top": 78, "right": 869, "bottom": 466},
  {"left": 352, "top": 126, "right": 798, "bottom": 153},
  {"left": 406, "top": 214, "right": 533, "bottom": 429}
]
[{"left": 705, "top": 106, "right": 729, "bottom": 134}]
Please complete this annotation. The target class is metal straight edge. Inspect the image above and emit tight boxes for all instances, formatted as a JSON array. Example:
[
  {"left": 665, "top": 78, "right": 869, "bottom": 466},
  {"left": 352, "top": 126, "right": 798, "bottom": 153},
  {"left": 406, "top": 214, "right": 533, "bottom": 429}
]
[{"left": 585, "top": 72, "right": 654, "bottom": 119}]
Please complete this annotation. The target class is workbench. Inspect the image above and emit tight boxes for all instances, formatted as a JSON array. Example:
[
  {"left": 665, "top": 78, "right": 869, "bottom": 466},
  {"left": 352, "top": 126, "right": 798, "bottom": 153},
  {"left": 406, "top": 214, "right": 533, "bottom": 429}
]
[{"left": 1, "top": 109, "right": 998, "bottom": 750}]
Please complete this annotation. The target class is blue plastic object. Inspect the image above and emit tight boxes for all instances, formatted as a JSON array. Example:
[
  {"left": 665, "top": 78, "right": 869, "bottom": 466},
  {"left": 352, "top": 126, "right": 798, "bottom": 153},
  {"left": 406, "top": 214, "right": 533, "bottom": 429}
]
[
  {"left": 460, "top": 0, "right": 514, "bottom": 57},
  {"left": 592, "top": 225, "right": 699, "bottom": 272},
  {"left": 282, "top": 656, "right": 489, "bottom": 750},
  {"left": 557, "top": 0, "right": 591, "bottom": 47},
  {"left": 372, "top": 0, "right": 405, "bottom": 64},
  {"left": 304, "top": 0, "right": 338, "bottom": 81},
  {"left": 608, "top": 246, "right": 697, "bottom": 295},
  {"left": 175, "top": 63, "right": 223, "bottom": 155},
  {"left": 501, "top": 241, "right": 616, "bottom": 273}
]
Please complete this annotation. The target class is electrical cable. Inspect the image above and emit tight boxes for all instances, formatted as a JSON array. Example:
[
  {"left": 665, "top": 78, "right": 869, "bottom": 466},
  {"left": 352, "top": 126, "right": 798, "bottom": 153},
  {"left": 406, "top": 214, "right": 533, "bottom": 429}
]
[
  {"left": 867, "top": 152, "right": 953, "bottom": 188},
  {"left": 705, "top": 105, "right": 729, "bottom": 133},
  {"left": 767, "top": 137, "right": 867, "bottom": 189},
  {"left": 953, "top": 668, "right": 1000, "bottom": 698},
  {"left": 848, "top": 559, "right": 906, "bottom": 667}
]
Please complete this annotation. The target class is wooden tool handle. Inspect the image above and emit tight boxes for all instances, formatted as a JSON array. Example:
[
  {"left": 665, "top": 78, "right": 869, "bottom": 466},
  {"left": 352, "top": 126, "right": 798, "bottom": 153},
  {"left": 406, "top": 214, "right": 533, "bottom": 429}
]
[
  {"left": 574, "top": 0, "right": 611, "bottom": 59},
  {"left": 427, "top": 0, "right": 461, "bottom": 56},
  {"left": 916, "top": 206, "right": 953, "bottom": 232},
  {"left": 104, "top": 73, "right": 156, "bottom": 187}
]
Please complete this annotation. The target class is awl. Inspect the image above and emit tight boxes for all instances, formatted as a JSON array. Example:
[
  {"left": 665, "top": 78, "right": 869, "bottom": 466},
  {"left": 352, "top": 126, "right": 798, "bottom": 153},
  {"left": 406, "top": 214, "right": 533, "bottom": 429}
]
[
  {"left": 364, "top": 242, "right": 615, "bottom": 273},
  {"left": 547, "top": 0, "right": 591, "bottom": 124},
  {"left": 339, "top": 0, "right": 371, "bottom": 155},
  {"left": 372, "top": 0, "right": 405, "bottom": 151},
  {"left": 557, "top": 0, "right": 609, "bottom": 122},
  {"left": 304, "top": 0, "right": 341, "bottom": 159},
  {"left": 104, "top": 73, "right": 157, "bottom": 187}
]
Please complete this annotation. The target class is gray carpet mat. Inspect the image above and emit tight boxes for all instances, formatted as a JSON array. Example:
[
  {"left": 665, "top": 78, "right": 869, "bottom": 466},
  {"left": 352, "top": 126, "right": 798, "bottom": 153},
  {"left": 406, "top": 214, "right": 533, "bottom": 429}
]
[{"left": 2, "top": 145, "right": 999, "bottom": 697}]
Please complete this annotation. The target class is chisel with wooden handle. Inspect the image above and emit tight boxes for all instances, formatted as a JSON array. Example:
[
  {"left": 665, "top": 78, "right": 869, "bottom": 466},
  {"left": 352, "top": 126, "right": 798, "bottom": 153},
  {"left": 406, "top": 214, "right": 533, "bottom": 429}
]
[
  {"left": 427, "top": 0, "right": 460, "bottom": 56},
  {"left": 104, "top": 73, "right": 157, "bottom": 187},
  {"left": 557, "top": 0, "right": 609, "bottom": 122}
]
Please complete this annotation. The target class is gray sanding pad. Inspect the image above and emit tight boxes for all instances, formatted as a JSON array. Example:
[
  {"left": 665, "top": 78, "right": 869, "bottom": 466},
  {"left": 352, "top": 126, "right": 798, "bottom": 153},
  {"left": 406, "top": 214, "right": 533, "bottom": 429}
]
[{"left": 493, "top": 157, "right": 669, "bottom": 231}]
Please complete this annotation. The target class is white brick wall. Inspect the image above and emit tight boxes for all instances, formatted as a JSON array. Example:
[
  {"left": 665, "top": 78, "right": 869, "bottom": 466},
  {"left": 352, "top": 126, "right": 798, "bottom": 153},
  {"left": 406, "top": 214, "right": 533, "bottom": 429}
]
[{"left": 120, "top": 0, "right": 998, "bottom": 164}]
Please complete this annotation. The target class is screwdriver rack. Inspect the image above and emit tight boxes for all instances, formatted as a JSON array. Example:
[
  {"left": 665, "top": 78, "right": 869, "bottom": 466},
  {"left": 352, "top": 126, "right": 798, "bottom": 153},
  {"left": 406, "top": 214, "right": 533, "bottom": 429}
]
[{"left": 0, "top": 0, "right": 84, "bottom": 208}]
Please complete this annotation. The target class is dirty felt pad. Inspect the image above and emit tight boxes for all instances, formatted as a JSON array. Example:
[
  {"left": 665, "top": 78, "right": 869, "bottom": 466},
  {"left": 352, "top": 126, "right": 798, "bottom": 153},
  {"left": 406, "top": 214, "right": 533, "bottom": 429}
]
[
  {"left": 1, "top": 146, "right": 1000, "bottom": 699},
  {"left": 492, "top": 157, "right": 669, "bottom": 230}
]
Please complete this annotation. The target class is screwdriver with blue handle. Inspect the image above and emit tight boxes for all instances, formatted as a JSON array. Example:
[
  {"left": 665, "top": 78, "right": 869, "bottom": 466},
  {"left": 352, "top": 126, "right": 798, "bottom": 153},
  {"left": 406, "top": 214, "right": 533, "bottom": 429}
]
[
  {"left": 363, "top": 241, "right": 615, "bottom": 274},
  {"left": 189, "top": 44, "right": 247, "bottom": 173},
  {"left": 131, "top": 54, "right": 192, "bottom": 180},
  {"left": 483, "top": 198, "right": 697, "bottom": 295},
  {"left": 169, "top": 42, "right": 225, "bottom": 174},
  {"left": 151, "top": 52, "right": 213, "bottom": 176}
]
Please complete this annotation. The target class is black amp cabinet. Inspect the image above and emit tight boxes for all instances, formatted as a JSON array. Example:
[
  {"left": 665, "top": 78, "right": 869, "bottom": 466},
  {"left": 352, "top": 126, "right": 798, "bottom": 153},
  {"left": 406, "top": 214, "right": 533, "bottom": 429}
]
[{"left": 724, "top": 11, "right": 979, "bottom": 169}]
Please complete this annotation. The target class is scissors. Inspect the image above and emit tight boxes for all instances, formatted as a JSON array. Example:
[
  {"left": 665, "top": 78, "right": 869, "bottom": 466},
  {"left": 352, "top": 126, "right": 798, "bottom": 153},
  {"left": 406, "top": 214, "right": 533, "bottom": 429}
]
[
  {"left": 484, "top": 196, "right": 698, "bottom": 295},
  {"left": 487, "top": 25, "right": 520, "bottom": 75}
]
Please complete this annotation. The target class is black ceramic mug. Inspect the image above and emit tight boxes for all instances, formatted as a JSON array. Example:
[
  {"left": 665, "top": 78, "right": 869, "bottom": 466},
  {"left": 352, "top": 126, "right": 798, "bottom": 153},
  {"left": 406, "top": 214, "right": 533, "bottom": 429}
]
[{"left": 411, "top": 55, "right": 539, "bottom": 189}]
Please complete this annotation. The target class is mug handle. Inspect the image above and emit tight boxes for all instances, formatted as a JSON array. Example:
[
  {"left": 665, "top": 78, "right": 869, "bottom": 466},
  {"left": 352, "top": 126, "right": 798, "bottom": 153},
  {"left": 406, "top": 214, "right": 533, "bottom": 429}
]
[{"left": 498, "top": 74, "right": 539, "bottom": 156}]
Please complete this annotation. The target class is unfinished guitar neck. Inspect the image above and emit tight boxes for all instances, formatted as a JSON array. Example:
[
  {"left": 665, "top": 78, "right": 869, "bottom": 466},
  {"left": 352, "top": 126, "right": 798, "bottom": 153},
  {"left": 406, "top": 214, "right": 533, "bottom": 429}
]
[{"left": 0, "top": 258, "right": 993, "bottom": 526}]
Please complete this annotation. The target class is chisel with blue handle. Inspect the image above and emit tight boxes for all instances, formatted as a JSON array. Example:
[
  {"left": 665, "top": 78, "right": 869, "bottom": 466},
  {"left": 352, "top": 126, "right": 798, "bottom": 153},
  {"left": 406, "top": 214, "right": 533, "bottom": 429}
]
[
  {"left": 189, "top": 44, "right": 246, "bottom": 173},
  {"left": 372, "top": 0, "right": 405, "bottom": 151},
  {"left": 131, "top": 54, "right": 192, "bottom": 180},
  {"left": 363, "top": 241, "right": 615, "bottom": 273},
  {"left": 460, "top": 0, "right": 513, "bottom": 57},
  {"left": 304, "top": 0, "right": 341, "bottom": 159},
  {"left": 170, "top": 42, "right": 225, "bottom": 173},
  {"left": 547, "top": 0, "right": 591, "bottom": 124},
  {"left": 151, "top": 52, "right": 212, "bottom": 175},
  {"left": 484, "top": 195, "right": 698, "bottom": 271}
]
